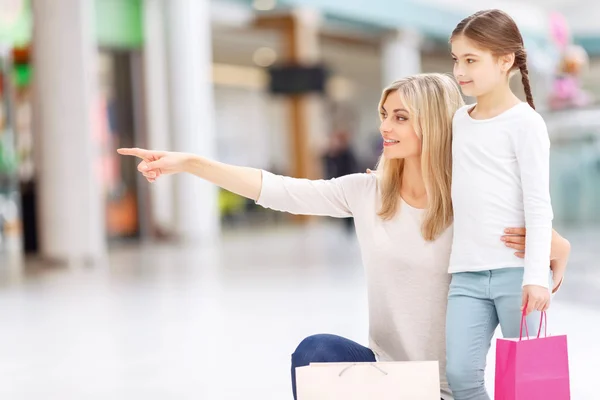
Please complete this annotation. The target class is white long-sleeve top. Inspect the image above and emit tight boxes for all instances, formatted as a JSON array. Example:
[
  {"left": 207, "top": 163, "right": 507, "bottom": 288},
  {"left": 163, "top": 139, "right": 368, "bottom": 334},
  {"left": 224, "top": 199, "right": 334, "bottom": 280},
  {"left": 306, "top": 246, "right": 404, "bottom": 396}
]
[
  {"left": 449, "top": 103, "right": 553, "bottom": 288},
  {"left": 256, "top": 171, "right": 454, "bottom": 399}
]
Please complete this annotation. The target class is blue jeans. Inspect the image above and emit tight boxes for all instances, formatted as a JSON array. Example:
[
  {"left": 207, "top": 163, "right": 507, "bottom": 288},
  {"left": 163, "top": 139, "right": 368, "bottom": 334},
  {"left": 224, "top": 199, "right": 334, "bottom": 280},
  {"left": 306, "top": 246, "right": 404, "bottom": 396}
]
[
  {"left": 445, "top": 268, "right": 548, "bottom": 400},
  {"left": 290, "top": 334, "right": 446, "bottom": 399},
  {"left": 290, "top": 334, "right": 376, "bottom": 400}
]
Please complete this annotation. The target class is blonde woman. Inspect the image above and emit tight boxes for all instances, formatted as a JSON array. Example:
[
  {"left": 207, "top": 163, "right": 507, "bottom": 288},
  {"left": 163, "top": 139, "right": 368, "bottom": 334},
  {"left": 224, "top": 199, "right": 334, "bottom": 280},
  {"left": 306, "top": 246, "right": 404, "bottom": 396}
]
[{"left": 118, "top": 73, "right": 570, "bottom": 399}]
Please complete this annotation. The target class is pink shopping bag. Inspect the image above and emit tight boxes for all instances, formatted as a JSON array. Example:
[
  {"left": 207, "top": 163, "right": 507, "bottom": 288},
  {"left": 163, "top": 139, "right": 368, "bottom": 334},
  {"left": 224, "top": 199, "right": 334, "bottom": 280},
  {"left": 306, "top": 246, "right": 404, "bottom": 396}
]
[{"left": 495, "top": 311, "right": 570, "bottom": 400}]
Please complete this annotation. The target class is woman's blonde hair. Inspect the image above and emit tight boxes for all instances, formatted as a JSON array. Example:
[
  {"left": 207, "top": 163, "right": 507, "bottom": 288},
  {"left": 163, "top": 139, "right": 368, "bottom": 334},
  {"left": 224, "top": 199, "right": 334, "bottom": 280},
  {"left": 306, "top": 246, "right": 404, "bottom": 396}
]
[{"left": 376, "top": 73, "right": 464, "bottom": 241}]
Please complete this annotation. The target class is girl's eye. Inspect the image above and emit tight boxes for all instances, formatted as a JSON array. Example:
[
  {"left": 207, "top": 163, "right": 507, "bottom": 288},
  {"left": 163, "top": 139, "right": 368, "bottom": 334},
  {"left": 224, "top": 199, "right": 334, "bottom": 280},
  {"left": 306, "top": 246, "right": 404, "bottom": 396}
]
[
  {"left": 467, "top": 59, "right": 475, "bottom": 64},
  {"left": 396, "top": 116, "right": 407, "bottom": 122}
]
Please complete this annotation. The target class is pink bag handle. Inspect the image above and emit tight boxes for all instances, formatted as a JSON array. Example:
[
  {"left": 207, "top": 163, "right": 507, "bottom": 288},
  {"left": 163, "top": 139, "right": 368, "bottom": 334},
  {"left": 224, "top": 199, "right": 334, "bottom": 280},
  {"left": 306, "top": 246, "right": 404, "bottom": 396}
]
[{"left": 519, "top": 305, "right": 547, "bottom": 341}]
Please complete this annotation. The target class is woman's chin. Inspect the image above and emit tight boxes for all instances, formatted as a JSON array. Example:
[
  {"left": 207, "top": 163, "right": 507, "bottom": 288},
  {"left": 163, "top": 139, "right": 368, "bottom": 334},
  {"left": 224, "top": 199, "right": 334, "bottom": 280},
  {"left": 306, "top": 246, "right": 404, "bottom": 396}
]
[{"left": 383, "top": 149, "right": 405, "bottom": 160}]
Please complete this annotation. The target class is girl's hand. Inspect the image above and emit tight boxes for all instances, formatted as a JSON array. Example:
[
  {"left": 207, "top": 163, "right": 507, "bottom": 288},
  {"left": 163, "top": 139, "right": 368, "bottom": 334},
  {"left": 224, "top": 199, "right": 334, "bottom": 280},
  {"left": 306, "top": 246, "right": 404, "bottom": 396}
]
[{"left": 522, "top": 284, "right": 551, "bottom": 315}]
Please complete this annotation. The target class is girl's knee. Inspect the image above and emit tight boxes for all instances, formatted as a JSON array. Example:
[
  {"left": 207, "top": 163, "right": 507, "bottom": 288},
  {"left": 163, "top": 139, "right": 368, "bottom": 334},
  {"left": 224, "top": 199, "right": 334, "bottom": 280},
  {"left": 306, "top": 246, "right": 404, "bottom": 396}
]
[{"left": 446, "top": 358, "right": 486, "bottom": 393}]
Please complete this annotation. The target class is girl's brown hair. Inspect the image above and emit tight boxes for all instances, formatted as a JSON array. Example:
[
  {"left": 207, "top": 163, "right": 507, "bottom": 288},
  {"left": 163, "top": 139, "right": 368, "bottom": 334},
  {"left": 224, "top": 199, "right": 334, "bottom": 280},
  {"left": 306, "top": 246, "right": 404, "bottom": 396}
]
[{"left": 450, "top": 9, "right": 535, "bottom": 109}]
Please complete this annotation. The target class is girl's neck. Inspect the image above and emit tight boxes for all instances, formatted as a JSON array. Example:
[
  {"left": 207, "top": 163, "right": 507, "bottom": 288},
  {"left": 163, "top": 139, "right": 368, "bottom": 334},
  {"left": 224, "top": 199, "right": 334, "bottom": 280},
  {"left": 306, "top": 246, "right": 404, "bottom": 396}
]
[{"left": 473, "top": 85, "right": 522, "bottom": 119}]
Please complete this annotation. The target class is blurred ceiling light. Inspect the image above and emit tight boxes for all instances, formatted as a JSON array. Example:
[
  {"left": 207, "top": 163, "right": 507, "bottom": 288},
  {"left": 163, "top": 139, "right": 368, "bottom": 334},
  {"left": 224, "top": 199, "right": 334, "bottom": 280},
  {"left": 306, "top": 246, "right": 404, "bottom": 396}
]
[
  {"left": 327, "top": 76, "right": 355, "bottom": 102},
  {"left": 212, "top": 63, "right": 268, "bottom": 89},
  {"left": 253, "top": 47, "right": 278, "bottom": 67},
  {"left": 253, "top": 0, "right": 276, "bottom": 11}
]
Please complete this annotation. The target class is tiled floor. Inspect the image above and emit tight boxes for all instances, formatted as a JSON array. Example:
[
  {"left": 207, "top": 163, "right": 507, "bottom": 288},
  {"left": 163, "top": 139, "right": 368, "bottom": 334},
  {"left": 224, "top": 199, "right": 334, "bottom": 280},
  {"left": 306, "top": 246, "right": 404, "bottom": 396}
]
[{"left": 0, "top": 222, "right": 597, "bottom": 399}]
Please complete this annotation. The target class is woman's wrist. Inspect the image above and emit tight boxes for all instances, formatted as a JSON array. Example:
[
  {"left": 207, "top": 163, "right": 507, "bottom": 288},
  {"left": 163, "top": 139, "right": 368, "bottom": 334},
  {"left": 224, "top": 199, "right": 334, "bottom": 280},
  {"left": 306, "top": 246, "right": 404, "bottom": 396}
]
[
  {"left": 183, "top": 154, "right": 204, "bottom": 174},
  {"left": 551, "top": 230, "right": 571, "bottom": 262},
  {"left": 555, "top": 238, "right": 571, "bottom": 263}
]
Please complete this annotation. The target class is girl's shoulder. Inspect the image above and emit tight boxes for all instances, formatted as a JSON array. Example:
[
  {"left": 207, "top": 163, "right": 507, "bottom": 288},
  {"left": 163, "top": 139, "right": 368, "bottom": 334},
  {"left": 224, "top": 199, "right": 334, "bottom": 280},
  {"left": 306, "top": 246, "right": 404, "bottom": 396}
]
[
  {"left": 454, "top": 103, "right": 474, "bottom": 117},
  {"left": 518, "top": 104, "right": 546, "bottom": 124},
  {"left": 507, "top": 104, "right": 547, "bottom": 133},
  {"left": 452, "top": 103, "right": 475, "bottom": 124},
  {"left": 458, "top": 103, "right": 475, "bottom": 113}
]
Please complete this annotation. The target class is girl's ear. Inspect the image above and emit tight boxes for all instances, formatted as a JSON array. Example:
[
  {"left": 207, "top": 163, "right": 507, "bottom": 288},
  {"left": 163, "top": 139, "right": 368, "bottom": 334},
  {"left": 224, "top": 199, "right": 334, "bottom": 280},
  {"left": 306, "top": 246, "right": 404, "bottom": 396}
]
[{"left": 500, "top": 53, "right": 516, "bottom": 72}]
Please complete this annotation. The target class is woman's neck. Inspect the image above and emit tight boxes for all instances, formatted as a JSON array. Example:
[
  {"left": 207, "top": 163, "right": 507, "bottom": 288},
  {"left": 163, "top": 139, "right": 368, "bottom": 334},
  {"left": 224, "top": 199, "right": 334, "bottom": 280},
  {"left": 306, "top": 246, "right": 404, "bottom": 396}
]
[{"left": 401, "top": 156, "right": 427, "bottom": 208}]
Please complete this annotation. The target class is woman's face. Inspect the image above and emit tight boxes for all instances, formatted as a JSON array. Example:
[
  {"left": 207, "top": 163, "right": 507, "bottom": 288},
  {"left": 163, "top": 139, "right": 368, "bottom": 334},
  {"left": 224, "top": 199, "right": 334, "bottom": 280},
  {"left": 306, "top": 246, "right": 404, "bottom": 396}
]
[{"left": 379, "top": 91, "right": 421, "bottom": 160}]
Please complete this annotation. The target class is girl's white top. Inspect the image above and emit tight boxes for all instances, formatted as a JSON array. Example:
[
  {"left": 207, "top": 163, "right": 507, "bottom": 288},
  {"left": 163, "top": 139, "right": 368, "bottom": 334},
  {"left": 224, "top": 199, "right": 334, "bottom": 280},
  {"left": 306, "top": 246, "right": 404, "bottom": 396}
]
[{"left": 449, "top": 103, "right": 553, "bottom": 288}]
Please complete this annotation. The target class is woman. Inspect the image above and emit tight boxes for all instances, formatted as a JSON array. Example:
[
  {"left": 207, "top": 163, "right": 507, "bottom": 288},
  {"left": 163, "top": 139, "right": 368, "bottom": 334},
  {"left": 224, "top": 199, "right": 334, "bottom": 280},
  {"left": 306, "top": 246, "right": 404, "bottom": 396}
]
[{"left": 118, "top": 73, "right": 570, "bottom": 399}]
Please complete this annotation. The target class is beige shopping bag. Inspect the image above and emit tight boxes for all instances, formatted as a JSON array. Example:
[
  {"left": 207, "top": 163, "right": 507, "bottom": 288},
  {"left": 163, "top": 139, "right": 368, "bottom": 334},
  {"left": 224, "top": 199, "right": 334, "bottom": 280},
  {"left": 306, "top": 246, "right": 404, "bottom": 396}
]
[{"left": 296, "top": 361, "right": 440, "bottom": 400}]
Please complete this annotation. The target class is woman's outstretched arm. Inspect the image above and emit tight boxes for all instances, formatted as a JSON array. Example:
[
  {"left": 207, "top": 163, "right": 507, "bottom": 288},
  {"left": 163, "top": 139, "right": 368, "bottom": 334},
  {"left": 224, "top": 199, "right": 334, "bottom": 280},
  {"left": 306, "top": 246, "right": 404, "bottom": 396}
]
[
  {"left": 118, "top": 148, "right": 367, "bottom": 218},
  {"left": 118, "top": 148, "right": 262, "bottom": 200}
]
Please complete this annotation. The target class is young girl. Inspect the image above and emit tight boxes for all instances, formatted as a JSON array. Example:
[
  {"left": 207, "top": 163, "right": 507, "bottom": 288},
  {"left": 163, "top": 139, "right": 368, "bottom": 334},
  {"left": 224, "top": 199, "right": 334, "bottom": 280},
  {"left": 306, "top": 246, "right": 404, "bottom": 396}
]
[{"left": 446, "top": 9, "right": 562, "bottom": 399}]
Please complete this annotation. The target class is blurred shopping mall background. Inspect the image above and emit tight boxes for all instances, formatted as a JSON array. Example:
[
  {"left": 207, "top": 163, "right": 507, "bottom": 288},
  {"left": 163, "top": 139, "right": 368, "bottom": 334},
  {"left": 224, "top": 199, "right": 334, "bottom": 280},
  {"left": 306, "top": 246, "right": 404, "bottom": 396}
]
[{"left": 0, "top": 0, "right": 599, "bottom": 398}]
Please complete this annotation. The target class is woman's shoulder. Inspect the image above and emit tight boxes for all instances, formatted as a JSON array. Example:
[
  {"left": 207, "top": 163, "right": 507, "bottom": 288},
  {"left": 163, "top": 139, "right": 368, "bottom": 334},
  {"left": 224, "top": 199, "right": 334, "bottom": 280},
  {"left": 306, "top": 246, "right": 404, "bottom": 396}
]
[
  {"left": 329, "top": 173, "right": 380, "bottom": 213},
  {"left": 335, "top": 172, "right": 379, "bottom": 195}
]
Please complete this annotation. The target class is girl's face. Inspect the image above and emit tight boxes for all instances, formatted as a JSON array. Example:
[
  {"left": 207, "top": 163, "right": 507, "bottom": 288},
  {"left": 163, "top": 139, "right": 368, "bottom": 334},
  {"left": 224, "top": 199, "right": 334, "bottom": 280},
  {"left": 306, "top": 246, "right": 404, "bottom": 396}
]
[
  {"left": 451, "top": 35, "right": 514, "bottom": 98},
  {"left": 379, "top": 91, "right": 421, "bottom": 160}
]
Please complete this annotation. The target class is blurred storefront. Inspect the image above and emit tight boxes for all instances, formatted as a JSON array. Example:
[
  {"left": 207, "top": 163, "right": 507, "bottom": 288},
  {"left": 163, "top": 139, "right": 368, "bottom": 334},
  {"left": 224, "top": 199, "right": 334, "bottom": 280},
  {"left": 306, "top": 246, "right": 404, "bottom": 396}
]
[
  {"left": 1, "top": 0, "right": 600, "bottom": 260},
  {"left": 0, "top": 0, "right": 30, "bottom": 255},
  {"left": 0, "top": 0, "right": 148, "bottom": 258},
  {"left": 0, "top": 54, "right": 20, "bottom": 255},
  {"left": 95, "top": 0, "right": 146, "bottom": 241}
]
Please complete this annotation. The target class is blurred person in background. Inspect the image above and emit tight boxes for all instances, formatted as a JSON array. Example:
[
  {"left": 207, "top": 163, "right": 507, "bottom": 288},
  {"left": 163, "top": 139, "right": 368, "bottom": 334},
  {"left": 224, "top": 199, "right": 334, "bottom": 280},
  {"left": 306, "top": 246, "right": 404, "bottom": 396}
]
[
  {"left": 118, "top": 73, "right": 571, "bottom": 400},
  {"left": 322, "top": 130, "right": 358, "bottom": 232}
]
